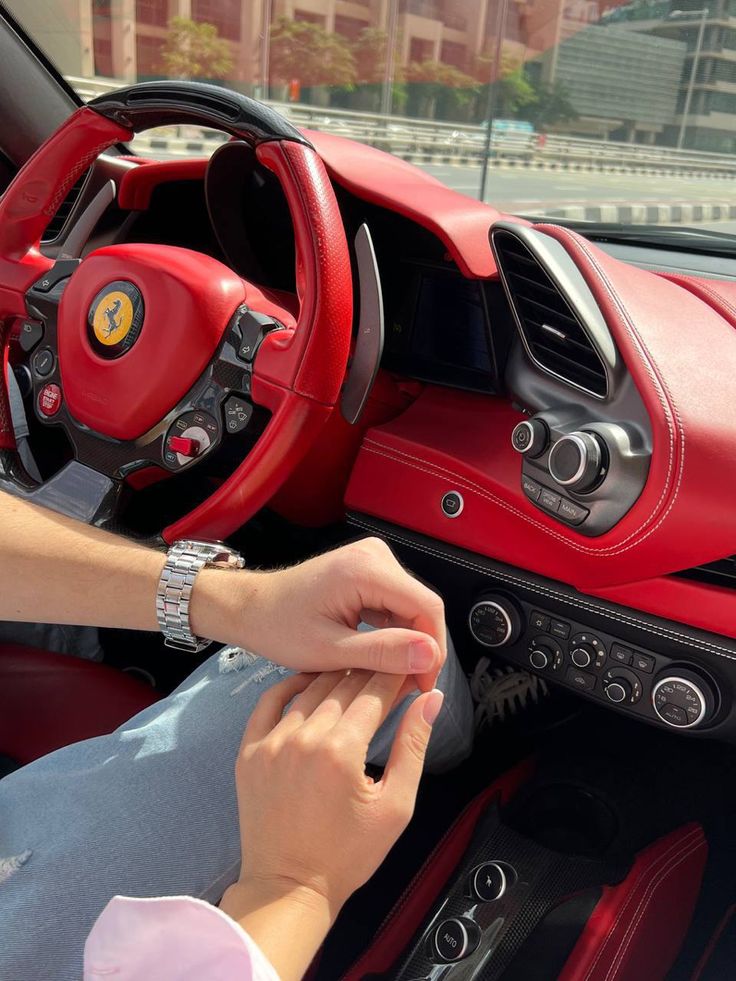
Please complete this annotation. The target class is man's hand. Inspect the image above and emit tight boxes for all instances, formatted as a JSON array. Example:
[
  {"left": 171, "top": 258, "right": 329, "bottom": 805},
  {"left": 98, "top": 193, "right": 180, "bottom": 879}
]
[
  {"left": 193, "top": 538, "right": 446, "bottom": 691},
  {"left": 220, "top": 669, "right": 443, "bottom": 980}
]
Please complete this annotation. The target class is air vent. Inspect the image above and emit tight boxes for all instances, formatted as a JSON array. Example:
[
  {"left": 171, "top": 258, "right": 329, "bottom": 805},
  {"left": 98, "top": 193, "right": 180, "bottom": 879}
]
[
  {"left": 42, "top": 168, "right": 91, "bottom": 243},
  {"left": 493, "top": 228, "right": 609, "bottom": 398},
  {"left": 677, "top": 556, "right": 736, "bottom": 589}
]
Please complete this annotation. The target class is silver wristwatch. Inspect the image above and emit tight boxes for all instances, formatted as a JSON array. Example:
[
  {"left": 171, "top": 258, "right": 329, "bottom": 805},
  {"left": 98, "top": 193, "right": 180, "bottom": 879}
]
[{"left": 156, "top": 539, "right": 245, "bottom": 652}]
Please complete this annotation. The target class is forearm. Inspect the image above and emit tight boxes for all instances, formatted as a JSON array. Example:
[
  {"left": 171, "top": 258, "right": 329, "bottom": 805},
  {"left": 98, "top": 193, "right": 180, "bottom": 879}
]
[
  {"left": 219, "top": 880, "right": 335, "bottom": 981},
  {"left": 0, "top": 491, "right": 262, "bottom": 646}
]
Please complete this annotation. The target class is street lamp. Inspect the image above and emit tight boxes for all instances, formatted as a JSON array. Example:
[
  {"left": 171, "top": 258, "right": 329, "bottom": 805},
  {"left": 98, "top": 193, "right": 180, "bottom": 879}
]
[{"left": 669, "top": 7, "right": 709, "bottom": 150}]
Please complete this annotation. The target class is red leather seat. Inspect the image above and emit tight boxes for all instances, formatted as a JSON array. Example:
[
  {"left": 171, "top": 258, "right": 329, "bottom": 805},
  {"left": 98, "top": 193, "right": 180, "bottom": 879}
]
[{"left": 0, "top": 643, "right": 160, "bottom": 766}]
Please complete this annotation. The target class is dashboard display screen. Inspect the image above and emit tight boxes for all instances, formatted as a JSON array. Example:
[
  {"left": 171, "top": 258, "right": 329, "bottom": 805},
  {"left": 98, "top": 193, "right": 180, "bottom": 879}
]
[{"left": 384, "top": 262, "right": 503, "bottom": 392}]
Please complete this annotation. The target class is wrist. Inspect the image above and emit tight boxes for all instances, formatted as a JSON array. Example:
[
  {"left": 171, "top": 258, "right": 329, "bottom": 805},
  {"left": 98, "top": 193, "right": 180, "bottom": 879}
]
[
  {"left": 221, "top": 875, "right": 338, "bottom": 926},
  {"left": 188, "top": 566, "right": 272, "bottom": 650}
]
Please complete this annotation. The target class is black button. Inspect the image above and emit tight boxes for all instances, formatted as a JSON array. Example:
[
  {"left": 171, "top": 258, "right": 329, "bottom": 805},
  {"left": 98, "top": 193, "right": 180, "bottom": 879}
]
[
  {"left": 235, "top": 310, "right": 277, "bottom": 363},
  {"left": 19, "top": 319, "right": 44, "bottom": 353},
  {"left": 512, "top": 424, "right": 531, "bottom": 450},
  {"left": 566, "top": 666, "right": 596, "bottom": 692},
  {"left": 558, "top": 498, "right": 589, "bottom": 525},
  {"left": 433, "top": 918, "right": 478, "bottom": 963},
  {"left": 31, "top": 259, "right": 80, "bottom": 294},
  {"left": 522, "top": 475, "right": 542, "bottom": 501},
  {"left": 659, "top": 703, "right": 688, "bottom": 727},
  {"left": 539, "top": 488, "right": 561, "bottom": 513},
  {"left": 470, "top": 862, "right": 507, "bottom": 902},
  {"left": 551, "top": 439, "right": 583, "bottom": 483},
  {"left": 550, "top": 619, "right": 571, "bottom": 639},
  {"left": 224, "top": 395, "right": 253, "bottom": 434},
  {"left": 632, "top": 652, "right": 655, "bottom": 673},
  {"left": 32, "top": 347, "right": 55, "bottom": 378},
  {"left": 530, "top": 610, "right": 550, "bottom": 632},
  {"left": 610, "top": 643, "right": 632, "bottom": 665},
  {"left": 441, "top": 491, "right": 464, "bottom": 517}
]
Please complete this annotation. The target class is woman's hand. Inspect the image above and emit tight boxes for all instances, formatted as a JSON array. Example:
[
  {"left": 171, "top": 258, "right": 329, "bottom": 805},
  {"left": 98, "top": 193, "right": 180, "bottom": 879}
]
[
  {"left": 220, "top": 669, "right": 443, "bottom": 980},
  {"left": 193, "top": 537, "right": 446, "bottom": 691}
]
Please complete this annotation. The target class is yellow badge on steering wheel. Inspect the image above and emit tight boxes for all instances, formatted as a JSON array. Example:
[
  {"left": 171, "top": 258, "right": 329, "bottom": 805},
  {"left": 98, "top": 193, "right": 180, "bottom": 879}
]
[
  {"left": 92, "top": 290, "right": 134, "bottom": 346},
  {"left": 87, "top": 281, "right": 144, "bottom": 359}
]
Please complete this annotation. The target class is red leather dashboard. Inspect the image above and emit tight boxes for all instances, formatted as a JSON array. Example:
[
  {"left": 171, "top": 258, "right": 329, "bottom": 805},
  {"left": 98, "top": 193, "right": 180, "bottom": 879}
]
[{"left": 109, "top": 139, "right": 736, "bottom": 639}]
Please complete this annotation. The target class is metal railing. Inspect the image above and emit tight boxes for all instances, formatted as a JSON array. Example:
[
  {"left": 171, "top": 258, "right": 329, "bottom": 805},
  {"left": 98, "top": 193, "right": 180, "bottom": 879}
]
[{"left": 66, "top": 74, "right": 736, "bottom": 178}]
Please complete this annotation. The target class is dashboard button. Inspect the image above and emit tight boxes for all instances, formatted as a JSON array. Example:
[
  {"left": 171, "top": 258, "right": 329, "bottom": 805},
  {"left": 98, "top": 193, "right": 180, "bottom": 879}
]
[
  {"left": 558, "top": 497, "right": 589, "bottom": 525},
  {"left": 539, "top": 488, "right": 561, "bottom": 513},
  {"left": 566, "top": 666, "right": 596, "bottom": 692},
  {"left": 610, "top": 644, "right": 633, "bottom": 665},
  {"left": 441, "top": 491, "right": 464, "bottom": 518},
  {"left": 658, "top": 703, "right": 688, "bottom": 727},
  {"left": 432, "top": 917, "right": 480, "bottom": 963},
  {"left": 550, "top": 619, "right": 571, "bottom": 639},
  {"left": 521, "top": 475, "right": 542, "bottom": 501},
  {"left": 632, "top": 652, "right": 655, "bottom": 674},
  {"left": 470, "top": 862, "right": 507, "bottom": 902},
  {"left": 512, "top": 418, "right": 548, "bottom": 457},
  {"left": 605, "top": 679, "right": 631, "bottom": 703},
  {"left": 530, "top": 611, "right": 550, "bottom": 632}
]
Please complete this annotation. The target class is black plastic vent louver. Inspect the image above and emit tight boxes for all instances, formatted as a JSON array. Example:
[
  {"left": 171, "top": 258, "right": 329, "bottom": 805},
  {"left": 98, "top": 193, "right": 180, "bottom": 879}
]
[
  {"left": 42, "top": 168, "right": 91, "bottom": 243},
  {"left": 494, "top": 229, "right": 608, "bottom": 398},
  {"left": 677, "top": 556, "right": 736, "bottom": 589}
]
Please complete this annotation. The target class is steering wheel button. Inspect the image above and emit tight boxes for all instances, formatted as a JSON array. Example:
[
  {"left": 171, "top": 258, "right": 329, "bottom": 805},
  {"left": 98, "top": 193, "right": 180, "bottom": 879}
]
[
  {"left": 19, "top": 319, "right": 44, "bottom": 353},
  {"left": 38, "top": 383, "right": 62, "bottom": 417},
  {"left": 32, "top": 347, "right": 55, "bottom": 378},
  {"left": 224, "top": 396, "right": 253, "bottom": 434},
  {"left": 169, "top": 435, "right": 200, "bottom": 458}
]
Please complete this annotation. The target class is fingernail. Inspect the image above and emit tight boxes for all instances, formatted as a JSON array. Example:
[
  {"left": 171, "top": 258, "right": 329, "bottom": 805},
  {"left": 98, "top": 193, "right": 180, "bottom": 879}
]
[
  {"left": 409, "top": 639, "right": 436, "bottom": 672},
  {"left": 422, "top": 689, "right": 444, "bottom": 725}
]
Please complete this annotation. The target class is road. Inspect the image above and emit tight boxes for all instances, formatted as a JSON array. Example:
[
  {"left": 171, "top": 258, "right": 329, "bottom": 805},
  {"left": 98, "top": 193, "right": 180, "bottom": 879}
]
[{"left": 419, "top": 163, "right": 736, "bottom": 216}]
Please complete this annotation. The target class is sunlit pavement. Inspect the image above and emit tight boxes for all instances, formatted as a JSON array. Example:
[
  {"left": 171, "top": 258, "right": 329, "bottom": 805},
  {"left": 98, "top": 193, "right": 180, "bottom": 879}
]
[{"left": 419, "top": 163, "right": 736, "bottom": 216}]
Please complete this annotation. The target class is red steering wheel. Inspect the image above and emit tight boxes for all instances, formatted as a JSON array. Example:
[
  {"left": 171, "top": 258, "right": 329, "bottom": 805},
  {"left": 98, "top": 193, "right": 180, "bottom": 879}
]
[{"left": 0, "top": 81, "right": 352, "bottom": 542}]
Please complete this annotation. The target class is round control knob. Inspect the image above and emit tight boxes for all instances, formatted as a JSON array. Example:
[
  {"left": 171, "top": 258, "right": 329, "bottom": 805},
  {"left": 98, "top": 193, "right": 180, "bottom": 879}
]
[
  {"left": 432, "top": 917, "right": 481, "bottom": 963},
  {"left": 511, "top": 418, "right": 548, "bottom": 458},
  {"left": 570, "top": 644, "right": 595, "bottom": 669},
  {"left": 652, "top": 673, "right": 714, "bottom": 729},
  {"left": 549, "top": 432, "right": 606, "bottom": 493},
  {"left": 470, "top": 862, "right": 507, "bottom": 902},
  {"left": 605, "top": 679, "right": 632, "bottom": 704},
  {"left": 530, "top": 646, "right": 551, "bottom": 670},
  {"left": 469, "top": 596, "right": 521, "bottom": 649}
]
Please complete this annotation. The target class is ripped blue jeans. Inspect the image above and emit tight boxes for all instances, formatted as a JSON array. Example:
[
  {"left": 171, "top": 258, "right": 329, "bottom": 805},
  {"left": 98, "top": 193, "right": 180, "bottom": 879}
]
[{"left": 0, "top": 639, "right": 473, "bottom": 981}]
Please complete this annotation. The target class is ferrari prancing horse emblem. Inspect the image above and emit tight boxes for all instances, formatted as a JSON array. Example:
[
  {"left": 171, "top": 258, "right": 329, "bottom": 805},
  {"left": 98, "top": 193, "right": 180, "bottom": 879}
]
[{"left": 87, "top": 281, "right": 144, "bottom": 359}]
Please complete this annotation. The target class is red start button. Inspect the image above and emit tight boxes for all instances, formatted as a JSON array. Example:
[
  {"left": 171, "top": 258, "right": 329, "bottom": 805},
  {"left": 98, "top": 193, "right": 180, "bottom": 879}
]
[{"left": 38, "top": 383, "right": 62, "bottom": 417}]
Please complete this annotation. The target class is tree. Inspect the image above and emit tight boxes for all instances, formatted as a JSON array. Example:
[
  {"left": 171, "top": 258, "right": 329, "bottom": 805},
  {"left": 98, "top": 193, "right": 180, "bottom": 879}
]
[
  {"left": 472, "top": 48, "right": 536, "bottom": 120},
  {"left": 404, "top": 60, "right": 478, "bottom": 119},
  {"left": 160, "top": 17, "right": 233, "bottom": 81},
  {"left": 525, "top": 79, "right": 578, "bottom": 130},
  {"left": 269, "top": 17, "right": 356, "bottom": 89},
  {"left": 351, "top": 27, "right": 390, "bottom": 85}
]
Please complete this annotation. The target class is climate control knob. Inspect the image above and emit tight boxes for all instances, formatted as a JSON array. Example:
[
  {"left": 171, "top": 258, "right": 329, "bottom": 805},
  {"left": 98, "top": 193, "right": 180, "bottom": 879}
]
[
  {"left": 605, "top": 678, "right": 632, "bottom": 704},
  {"left": 652, "top": 672, "right": 715, "bottom": 729},
  {"left": 469, "top": 596, "right": 521, "bottom": 648},
  {"left": 549, "top": 432, "right": 606, "bottom": 493},
  {"left": 570, "top": 643, "right": 595, "bottom": 669}
]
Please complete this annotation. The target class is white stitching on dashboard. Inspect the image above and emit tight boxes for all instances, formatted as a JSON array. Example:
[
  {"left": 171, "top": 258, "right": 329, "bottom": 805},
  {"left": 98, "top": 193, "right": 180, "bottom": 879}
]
[
  {"left": 582, "top": 828, "right": 701, "bottom": 981},
  {"left": 537, "top": 226, "right": 685, "bottom": 552},
  {"left": 602, "top": 835, "right": 706, "bottom": 981},
  {"left": 663, "top": 273, "right": 736, "bottom": 325},
  {"left": 363, "top": 437, "right": 680, "bottom": 561},
  {"left": 349, "top": 517, "right": 736, "bottom": 661}
]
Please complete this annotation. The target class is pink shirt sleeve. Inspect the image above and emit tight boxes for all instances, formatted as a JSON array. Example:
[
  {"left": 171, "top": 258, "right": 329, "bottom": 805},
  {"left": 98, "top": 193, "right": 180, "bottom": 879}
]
[{"left": 83, "top": 895, "right": 281, "bottom": 981}]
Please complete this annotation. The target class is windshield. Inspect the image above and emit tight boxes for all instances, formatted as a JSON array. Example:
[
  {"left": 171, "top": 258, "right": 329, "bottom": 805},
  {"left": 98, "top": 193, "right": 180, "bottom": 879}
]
[{"left": 4, "top": 0, "right": 735, "bottom": 232}]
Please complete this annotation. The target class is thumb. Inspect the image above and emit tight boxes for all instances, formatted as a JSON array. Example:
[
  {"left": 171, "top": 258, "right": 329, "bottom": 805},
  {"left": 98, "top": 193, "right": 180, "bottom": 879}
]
[
  {"left": 337, "top": 627, "right": 441, "bottom": 689},
  {"left": 382, "top": 689, "right": 444, "bottom": 812}
]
